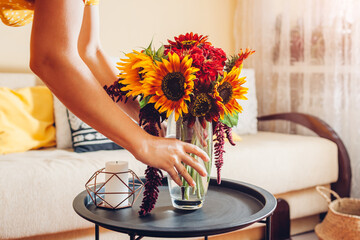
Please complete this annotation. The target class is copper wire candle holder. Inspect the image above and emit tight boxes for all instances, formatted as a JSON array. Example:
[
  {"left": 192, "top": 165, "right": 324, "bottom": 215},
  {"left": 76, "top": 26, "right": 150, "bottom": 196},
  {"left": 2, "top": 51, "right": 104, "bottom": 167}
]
[{"left": 85, "top": 168, "right": 144, "bottom": 209}]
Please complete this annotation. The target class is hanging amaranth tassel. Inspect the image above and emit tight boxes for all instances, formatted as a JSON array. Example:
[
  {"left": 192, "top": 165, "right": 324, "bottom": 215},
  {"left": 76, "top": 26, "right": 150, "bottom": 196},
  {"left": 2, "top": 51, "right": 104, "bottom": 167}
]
[
  {"left": 138, "top": 104, "right": 165, "bottom": 217},
  {"left": 103, "top": 78, "right": 129, "bottom": 103},
  {"left": 223, "top": 124, "right": 236, "bottom": 146},
  {"left": 138, "top": 165, "right": 163, "bottom": 216},
  {"left": 214, "top": 122, "right": 226, "bottom": 184}
]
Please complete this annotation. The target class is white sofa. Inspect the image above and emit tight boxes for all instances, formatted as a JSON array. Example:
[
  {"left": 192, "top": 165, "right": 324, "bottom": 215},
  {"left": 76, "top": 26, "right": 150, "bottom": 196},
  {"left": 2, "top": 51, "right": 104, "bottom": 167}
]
[{"left": 0, "top": 73, "right": 351, "bottom": 240}]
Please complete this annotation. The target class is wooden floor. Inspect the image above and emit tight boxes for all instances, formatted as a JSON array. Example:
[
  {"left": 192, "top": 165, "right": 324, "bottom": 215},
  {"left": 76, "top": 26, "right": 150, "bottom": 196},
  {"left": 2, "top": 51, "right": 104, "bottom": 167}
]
[{"left": 292, "top": 231, "right": 318, "bottom": 240}]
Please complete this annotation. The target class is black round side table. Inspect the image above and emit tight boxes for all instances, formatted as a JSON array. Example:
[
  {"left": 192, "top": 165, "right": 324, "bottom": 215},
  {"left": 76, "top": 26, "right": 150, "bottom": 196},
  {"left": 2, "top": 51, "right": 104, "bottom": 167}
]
[{"left": 73, "top": 178, "right": 277, "bottom": 240}]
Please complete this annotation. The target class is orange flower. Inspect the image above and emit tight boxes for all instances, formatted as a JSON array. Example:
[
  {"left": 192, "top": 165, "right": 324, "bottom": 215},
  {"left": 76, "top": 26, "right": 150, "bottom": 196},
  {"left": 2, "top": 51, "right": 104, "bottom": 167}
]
[
  {"left": 235, "top": 48, "right": 255, "bottom": 67},
  {"left": 142, "top": 53, "right": 199, "bottom": 120},
  {"left": 116, "top": 50, "right": 153, "bottom": 97},
  {"left": 216, "top": 67, "right": 248, "bottom": 118}
]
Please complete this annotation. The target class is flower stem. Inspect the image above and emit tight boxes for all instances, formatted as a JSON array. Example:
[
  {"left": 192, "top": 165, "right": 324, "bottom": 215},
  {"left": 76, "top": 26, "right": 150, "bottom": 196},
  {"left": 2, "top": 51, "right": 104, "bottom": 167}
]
[{"left": 176, "top": 117, "right": 212, "bottom": 201}]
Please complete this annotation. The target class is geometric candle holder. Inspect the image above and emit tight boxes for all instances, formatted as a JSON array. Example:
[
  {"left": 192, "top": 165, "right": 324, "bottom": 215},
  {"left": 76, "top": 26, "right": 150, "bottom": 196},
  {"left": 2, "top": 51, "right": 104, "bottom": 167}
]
[{"left": 85, "top": 168, "right": 144, "bottom": 209}]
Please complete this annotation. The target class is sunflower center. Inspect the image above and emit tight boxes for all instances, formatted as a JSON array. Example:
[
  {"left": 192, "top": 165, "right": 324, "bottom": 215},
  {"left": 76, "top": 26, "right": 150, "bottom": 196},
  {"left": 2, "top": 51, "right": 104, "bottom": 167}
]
[
  {"left": 218, "top": 82, "right": 233, "bottom": 104},
  {"left": 190, "top": 93, "right": 212, "bottom": 117},
  {"left": 161, "top": 72, "right": 185, "bottom": 101}
]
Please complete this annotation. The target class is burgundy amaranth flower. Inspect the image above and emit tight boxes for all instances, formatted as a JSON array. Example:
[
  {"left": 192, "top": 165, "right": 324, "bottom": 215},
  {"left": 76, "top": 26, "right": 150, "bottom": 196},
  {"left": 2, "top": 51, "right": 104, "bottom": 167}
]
[
  {"left": 214, "top": 122, "right": 226, "bottom": 184},
  {"left": 138, "top": 165, "right": 163, "bottom": 217},
  {"left": 223, "top": 124, "right": 236, "bottom": 146},
  {"left": 138, "top": 103, "right": 166, "bottom": 131},
  {"left": 103, "top": 78, "right": 129, "bottom": 103},
  {"left": 138, "top": 104, "right": 165, "bottom": 216}
]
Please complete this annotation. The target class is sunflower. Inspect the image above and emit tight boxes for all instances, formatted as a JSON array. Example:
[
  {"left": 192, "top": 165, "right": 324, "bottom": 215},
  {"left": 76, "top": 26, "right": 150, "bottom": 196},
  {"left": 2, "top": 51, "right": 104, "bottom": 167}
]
[
  {"left": 116, "top": 50, "right": 153, "bottom": 97},
  {"left": 216, "top": 67, "right": 248, "bottom": 118},
  {"left": 142, "top": 53, "right": 199, "bottom": 120},
  {"left": 185, "top": 91, "right": 224, "bottom": 128}
]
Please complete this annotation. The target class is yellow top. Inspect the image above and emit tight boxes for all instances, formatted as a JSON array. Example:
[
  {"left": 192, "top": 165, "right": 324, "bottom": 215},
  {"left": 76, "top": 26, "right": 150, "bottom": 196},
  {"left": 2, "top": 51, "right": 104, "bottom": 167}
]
[{"left": 0, "top": 0, "right": 99, "bottom": 27}]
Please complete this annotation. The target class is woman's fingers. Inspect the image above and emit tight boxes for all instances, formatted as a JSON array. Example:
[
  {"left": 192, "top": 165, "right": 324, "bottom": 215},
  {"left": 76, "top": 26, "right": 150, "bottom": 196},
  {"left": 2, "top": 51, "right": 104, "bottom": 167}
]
[
  {"left": 140, "top": 137, "right": 210, "bottom": 187},
  {"left": 181, "top": 153, "right": 207, "bottom": 177},
  {"left": 174, "top": 162, "right": 196, "bottom": 187},
  {"left": 170, "top": 142, "right": 209, "bottom": 187},
  {"left": 167, "top": 167, "right": 183, "bottom": 187},
  {"left": 183, "top": 142, "right": 210, "bottom": 163}
]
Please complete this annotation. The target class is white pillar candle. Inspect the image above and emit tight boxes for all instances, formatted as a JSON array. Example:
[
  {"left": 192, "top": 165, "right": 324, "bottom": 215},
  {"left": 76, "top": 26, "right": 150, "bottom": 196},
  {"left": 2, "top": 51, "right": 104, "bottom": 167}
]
[{"left": 104, "top": 161, "right": 129, "bottom": 208}]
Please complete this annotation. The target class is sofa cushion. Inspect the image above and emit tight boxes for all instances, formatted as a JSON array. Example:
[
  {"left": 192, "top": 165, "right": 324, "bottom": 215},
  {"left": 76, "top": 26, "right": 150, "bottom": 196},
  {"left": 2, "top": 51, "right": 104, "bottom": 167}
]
[
  {"left": 0, "top": 86, "right": 56, "bottom": 154},
  {"left": 233, "top": 68, "right": 258, "bottom": 135},
  {"left": 0, "top": 73, "right": 37, "bottom": 88},
  {"left": 67, "top": 110, "right": 123, "bottom": 153},
  {"left": 213, "top": 131, "right": 338, "bottom": 194},
  {"left": 53, "top": 95, "right": 72, "bottom": 149}
]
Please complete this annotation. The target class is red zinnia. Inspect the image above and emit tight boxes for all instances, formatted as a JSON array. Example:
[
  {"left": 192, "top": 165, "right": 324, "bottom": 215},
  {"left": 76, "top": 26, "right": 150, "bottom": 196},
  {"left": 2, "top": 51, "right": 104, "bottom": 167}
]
[
  {"left": 167, "top": 32, "right": 211, "bottom": 49},
  {"left": 197, "top": 44, "right": 227, "bottom": 82}
]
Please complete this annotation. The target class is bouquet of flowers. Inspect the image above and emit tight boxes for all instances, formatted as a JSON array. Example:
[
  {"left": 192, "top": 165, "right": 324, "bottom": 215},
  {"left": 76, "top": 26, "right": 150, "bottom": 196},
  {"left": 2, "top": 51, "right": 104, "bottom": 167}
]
[{"left": 104, "top": 33, "right": 254, "bottom": 216}]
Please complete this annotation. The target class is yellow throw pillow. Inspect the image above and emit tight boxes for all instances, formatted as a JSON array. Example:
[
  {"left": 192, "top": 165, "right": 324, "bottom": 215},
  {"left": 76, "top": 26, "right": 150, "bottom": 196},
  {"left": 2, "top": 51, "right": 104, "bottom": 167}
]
[{"left": 0, "top": 86, "right": 56, "bottom": 154}]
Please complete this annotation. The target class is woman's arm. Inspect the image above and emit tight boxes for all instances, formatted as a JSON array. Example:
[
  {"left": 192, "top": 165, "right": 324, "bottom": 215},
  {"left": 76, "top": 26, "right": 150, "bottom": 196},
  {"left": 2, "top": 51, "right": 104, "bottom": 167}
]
[
  {"left": 29, "top": 0, "right": 208, "bottom": 187},
  {"left": 77, "top": 3, "right": 140, "bottom": 122}
]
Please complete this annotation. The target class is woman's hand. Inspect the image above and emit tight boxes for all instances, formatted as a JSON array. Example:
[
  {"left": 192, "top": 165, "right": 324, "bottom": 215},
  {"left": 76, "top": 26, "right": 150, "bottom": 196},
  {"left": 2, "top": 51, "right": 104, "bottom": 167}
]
[{"left": 134, "top": 135, "right": 210, "bottom": 187}]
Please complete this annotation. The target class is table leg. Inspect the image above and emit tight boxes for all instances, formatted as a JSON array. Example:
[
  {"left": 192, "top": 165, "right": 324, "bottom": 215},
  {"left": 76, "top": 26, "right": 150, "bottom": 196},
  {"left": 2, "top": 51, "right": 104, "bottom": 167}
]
[
  {"left": 95, "top": 224, "right": 99, "bottom": 240},
  {"left": 265, "top": 216, "right": 271, "bottom": 240},
  {"left": 204, "top": 236, "right": 208, "bottom": 240}
]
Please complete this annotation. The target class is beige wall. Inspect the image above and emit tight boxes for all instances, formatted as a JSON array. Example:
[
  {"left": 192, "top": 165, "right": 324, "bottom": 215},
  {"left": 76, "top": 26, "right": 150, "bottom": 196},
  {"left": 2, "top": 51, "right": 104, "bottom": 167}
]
[{"left": 0, "top": 0, "right": 236, "bottom": 73}]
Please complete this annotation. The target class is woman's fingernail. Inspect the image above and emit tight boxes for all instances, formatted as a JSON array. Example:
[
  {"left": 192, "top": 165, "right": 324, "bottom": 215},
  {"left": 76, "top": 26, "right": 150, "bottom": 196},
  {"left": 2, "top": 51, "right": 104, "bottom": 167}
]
[
  {"left": 202, "top": 167, "right": 207, "bottom": 176},
  {"left": 192, "top": 180, "right": 196, "bottom": 187}
]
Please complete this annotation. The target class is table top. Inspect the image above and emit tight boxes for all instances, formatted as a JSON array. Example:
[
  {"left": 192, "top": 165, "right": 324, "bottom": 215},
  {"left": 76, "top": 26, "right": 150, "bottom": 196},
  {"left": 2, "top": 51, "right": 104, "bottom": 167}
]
[{"left": 73, "top": 178, "right": 277, "bottom": 238}]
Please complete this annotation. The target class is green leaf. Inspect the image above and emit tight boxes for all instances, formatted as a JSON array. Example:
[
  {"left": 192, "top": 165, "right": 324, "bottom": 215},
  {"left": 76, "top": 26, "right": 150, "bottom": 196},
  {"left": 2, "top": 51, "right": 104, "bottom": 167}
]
[
  {"left": 156, "top": 45, "right": 165, "bottom": 58},
  {"left": 220, "top": 112, "right": 239, "bottom": 128},
  {"left": 143, "top": 39, "right": 156, "bottom": 58},
  {"left": 144, "top": 48, "right": 153, "bottom": 57},
  {"left": 139, "top": 95, "right": 151, "bottom": 109},
  {"left": 146, "top": 39, "right": 154, "bottom": 52},
  {"left": 153, "top": 56, "right": 162, "bottom": 62}
]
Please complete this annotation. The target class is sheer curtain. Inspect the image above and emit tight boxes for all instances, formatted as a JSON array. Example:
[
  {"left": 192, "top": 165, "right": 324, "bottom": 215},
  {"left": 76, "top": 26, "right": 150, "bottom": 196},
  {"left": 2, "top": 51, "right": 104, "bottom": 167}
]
[{"left": 234, "top": 0, "right": 360, "bottom": 198}]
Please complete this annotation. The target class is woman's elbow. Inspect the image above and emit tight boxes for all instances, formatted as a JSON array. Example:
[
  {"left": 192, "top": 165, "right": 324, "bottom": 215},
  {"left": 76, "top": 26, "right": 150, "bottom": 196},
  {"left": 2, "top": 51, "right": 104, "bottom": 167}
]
[
  {"left": 29, "top": 51, "right": 70, "bottom": 79},
  {"left": 78, "top": 42, "right": 102, "bottom": 65}
]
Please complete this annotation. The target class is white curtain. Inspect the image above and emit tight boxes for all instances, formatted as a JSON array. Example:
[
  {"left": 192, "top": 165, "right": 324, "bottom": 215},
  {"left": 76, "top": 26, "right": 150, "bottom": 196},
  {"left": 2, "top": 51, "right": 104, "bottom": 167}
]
[{"left": 234, "top": 0, "right": 360, "bottom": 198}]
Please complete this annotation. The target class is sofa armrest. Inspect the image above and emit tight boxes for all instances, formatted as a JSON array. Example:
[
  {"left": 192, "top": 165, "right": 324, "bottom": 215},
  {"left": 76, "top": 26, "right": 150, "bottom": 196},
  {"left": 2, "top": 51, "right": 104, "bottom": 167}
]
[{"left": 257, "top": 112, "right": 351, "bottom": 198}]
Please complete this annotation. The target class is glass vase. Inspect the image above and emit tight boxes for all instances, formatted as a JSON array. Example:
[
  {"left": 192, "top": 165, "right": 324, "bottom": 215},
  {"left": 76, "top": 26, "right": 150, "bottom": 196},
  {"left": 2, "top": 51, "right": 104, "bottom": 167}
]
[{"left": 166, "top": 114, "right": 213, "bottom": 210}]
